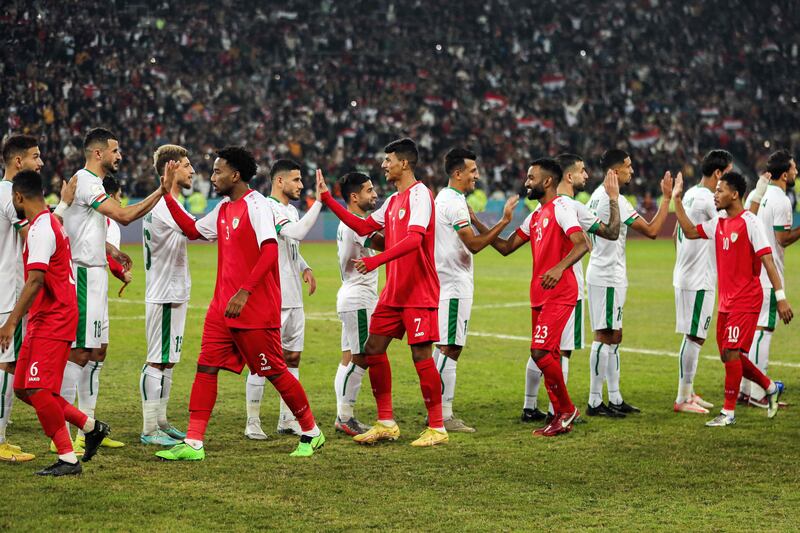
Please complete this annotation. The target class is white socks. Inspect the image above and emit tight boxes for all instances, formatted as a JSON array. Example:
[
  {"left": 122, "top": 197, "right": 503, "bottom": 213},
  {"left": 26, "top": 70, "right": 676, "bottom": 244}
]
[
  {"left": 438, "top": 355, "right": 457, "bottom": 420},
  {"left": 432, "top": 347, "right": 442, "bottom": 367},
  {"left": 605, "top": 344, "right": 622, "bottom": 405},
  {"left": 140, "top": 365, "right": 164, "bottom": 435},
  {"left": 747, "top": 330, "right": 772, "bottom": 401},
  {"left": 60, "top": 361, "right": 83, "bottom": 436},
  {"left": 159, "top": 367, "right": 174, "bottom": 428},
  {"left": 77, "top": 361, "right": 104, "bottom": 437},
  {"left": 676, "top": 337, "right": 702, "bottom": 403},
  {"left": 279, "top": 368, "right": 300, "bottom": 423},
  {"left": 302, "top": 424, "right": 321, "bottom": 438},
  {"left": 59, "top": 451, "right": 79, "bottom": 464},
  {"left": 0, "top": 369, "right": 13, "bottom": 443},
  {"left": 245, "top": 372, "right": 266, "bottom": 420},
  {"left": 588, "top": 342, "right": 608, "bottom": 408},
  {"left": 334, "top": 362, "right": 366, "bottom": 420},
  {"left": 524, "top": 357, "right": 542, "bottom": 410}
]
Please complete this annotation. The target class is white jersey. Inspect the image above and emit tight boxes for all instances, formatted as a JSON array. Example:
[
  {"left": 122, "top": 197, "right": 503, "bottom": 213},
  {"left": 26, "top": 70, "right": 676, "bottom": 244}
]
[
  {"left": 336, "top": 219, "right": 378, "bottom": 313},
  {"left": 0, "top": 180, "right": 27, "bottom": 312},
  {"left": 268, "top": 197, "right": 306, "bottom": 309},
  {"left": 585, "top": 186, "right": 640, "bottom": 287},
  {"left": 673, "top": 185, "right": 717, "bottom": 291},
  {"left": 746, "top": 185, "right": 793, "bottom": 288},
  {"left": 62, "top": 168, "right": 109, "bottom": 267},
  {"left": 435, "top": 187, "right": 473, "bottom": 300},
  {"left": 142, "top": 197, "right": 192, "bottom": 304},
  {"left": 106, "top": 217, "right": 120, "bottom": 248}
]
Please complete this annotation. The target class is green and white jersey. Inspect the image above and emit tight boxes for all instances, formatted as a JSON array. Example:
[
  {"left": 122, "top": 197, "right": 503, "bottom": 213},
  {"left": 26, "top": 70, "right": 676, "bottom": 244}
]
[
  {"left": 0, "top": 179, "right": 27, "bottom": 312},
  {"left": 585, "top": 185, "right": 640, "bottom": 287},
  {"left": 142, "top": 197, "right": 192, "bottom": 304},
  {"left": 434, "top": 187, "right": 473, "bottom": 300},
  {"left": 62, "top": 168, "right": 109, "bottom": 267},
  {"left": 560, "top": 195, "right": 600, "bottom": 299},
  {"left": 268, "top": 197, "right": 305, "bottom": 309},
  {"left": 336, "top": 219, "right": 378, "bottom": 313},
  {"left": 746, "top": 184, "right": 793, "bottom": 288},
  {"left": 673, "top": 185, "right": 717, "bottom": 291}
]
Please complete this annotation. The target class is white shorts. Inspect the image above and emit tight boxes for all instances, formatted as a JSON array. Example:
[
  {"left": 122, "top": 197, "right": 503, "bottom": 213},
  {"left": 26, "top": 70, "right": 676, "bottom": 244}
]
[
  {"left": 674, "top": 288, "right": 715, "bottom": 339},
  {"left": 587, "top": 284, "right": 627, "bottom": 332},
  {"left": 559, "top": 299, "right": 584, "bottom": 351},
  {"left": 281, "top": 307, "right": 305, "bottom": 352},
  {"left": 73, "top": 266, "right": 108, "bottom": 350},
  {"left": 146, "top": 302, "right": 188, "bottom": 364},
  {"left": 0, "top": 312, "right": 25, "bottom": 364},
  {"left": 757, "top": 287, "right": 778, "bottom": 329},
  {"left": 339, "top": 307, "right": 374, "bottom": 354},
  {"left": 437, "top": 298, "right": 473, "bottom": 347}
]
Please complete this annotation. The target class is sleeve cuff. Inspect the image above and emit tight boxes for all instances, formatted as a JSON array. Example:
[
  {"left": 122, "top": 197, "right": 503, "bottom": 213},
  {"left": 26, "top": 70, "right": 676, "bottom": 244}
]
[
  {"left": 515, "top": 227, "right": 530, "bottom": 242},
  {"left": 623, "top": 214, "right": 639, "bottom": 226},
  {"left": 755, "top": 246, "right": 772, "bottom": 258},
  {"left": 774, "top": 225, "right": 791, "bottom": 231},
  {"left": 565, "top": 225, "right": 582, "bottom": 237},
  {"left": 696, "top": 224, "right": 707, "bottom": 239},
  {"left": 453, "top": 219, "right": 470, "bottom": 230},
  {"left": 26, "top": 262, "right": 49, "bottom": 272},
  {"left": 408, "top": 224, "right": 426, "bottom": 234},
  {"left": 91, "top": 194, "right": 109, "bottom": 209},
  {"left": 587, "top": 220, "right": 600, "bottom": 234}
]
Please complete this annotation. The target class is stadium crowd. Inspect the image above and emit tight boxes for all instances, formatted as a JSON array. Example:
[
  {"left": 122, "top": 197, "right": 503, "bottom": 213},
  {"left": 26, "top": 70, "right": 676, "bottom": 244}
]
[{"left": 1, "top": 0, "right": 798, "bottom": 205}]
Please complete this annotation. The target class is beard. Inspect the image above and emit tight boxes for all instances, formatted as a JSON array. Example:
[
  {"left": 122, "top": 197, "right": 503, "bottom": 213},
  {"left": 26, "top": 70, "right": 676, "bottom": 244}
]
[
  {"left": 527, "top": 185, "right": 545, "bottom": 200},
  {"left": 15, "top": 206, "right": 25, "bottom": 220}
]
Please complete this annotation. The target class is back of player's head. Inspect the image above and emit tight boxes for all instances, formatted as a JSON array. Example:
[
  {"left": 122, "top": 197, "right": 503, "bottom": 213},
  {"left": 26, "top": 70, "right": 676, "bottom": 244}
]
[
  {"left": 700, "top": 149, "right": 733, "bottom": 177},
  {"left": 83, "top": 128, "right": 117, "bottom": 152},
  {"left": 217, "top": 146, "right": 257, "bottom": 182},
  {"left": 340, "top": 172, "right": 371, "bottom": 200},
  {"left": 385, "top": 138, "right": 418, "bottom": 170},
  {"left": 720, "top": 171, "right": 747, "bottom": 199},
  {"left": 11, "top": 170, "right": 44, "bottom": 199},
  {"left": 153, "top": 144, "right": 189, "bottom": 176},
  {"left": 600, "top": 149, "right": 629, "bottom": 172},
  {"left": 269, "top": 158, "right": 302, "bottom": 179},
  {"left": 103, "top": 176, "right": 121, "bottom": 196},
  {"left": 532, "top": 157, "right": 563, "bottom": 183},
  {"left": 444, "top": 147, "right": 477, "bottom": 176},
  {"left": 2, "top": 134, "right": 38, "bottom": 165},
  {"left": 766, "top": 150, "right": 794, "bottom": 180},
  {"left": 555, "top": 153, "right": 583, "bottom": 175}
]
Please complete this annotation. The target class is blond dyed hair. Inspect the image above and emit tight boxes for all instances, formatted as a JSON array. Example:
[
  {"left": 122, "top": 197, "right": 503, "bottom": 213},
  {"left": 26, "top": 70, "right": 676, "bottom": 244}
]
[{"left": 153, "top": 144, "right": 189, "bottom": 175}]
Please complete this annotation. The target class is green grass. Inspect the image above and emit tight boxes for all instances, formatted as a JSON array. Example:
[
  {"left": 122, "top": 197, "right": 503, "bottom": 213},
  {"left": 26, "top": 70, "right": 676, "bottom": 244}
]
[{"left": 4, "top": 240, "right": 799, "bottom": 531}]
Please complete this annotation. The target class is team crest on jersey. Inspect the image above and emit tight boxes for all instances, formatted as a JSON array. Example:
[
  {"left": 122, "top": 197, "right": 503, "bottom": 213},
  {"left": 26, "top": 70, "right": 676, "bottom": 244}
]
[
  {"left": 232, "top": 217, "right": 240, "bottom": 229},
  {"left": 730, "top": 232, "right": 738, "bottom": 242},
  {"left": 542, "top": 217, "right": 549, "bottom": 228},
  {"left": 398, "top": 209, "right": 406, "bottom": 220}
]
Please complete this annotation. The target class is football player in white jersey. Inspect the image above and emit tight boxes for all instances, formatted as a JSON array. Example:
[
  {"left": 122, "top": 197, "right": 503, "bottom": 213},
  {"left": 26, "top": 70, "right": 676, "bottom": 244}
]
[
  {"left": 585, "top": 149, "right": 673, "bottom": 417},
  {"left": 244, "top": 159, "right": 322, "bottom": 439},
  {"left": 0, "top": 135, "right": 42, "bottom": 462},
  {"left": 742, "top": 150, "right": 798, "bottom": 406},
  {"left": 517, "top": 154, "right": 621, "bottom": 423},
  {"left": 433, "top": 148, "right": 518, "bottom": 432},
  {"left": 139, "top": 145, "right": 195, "bottom": 445},
  {"left": 671, "top": 150, "right": 732, "bottom": 414},
  {"left": 59, "top": 128, "right": 173, "bottom": 451},
  {"left": 332, "top": 172, "right": 384, "bottom": 436}
]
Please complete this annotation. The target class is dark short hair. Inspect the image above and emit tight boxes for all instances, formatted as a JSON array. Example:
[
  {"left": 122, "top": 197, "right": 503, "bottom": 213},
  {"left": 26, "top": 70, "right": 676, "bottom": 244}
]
[
  {"left": 700, "top": 149, "right": 733, "bottom": 177},
  {"left": 217, "top": 146, "right": 257, "bottom": 182},
  {"left": 270, "top": 158, "right": 302, "bottom": 179},
  {"left": 103, "top": 176, "right": 120, "bottom": 196},
  {"left": 84, "top": 128, "right": 117, "bottom": 151},
  {"left": 720, "top": 171, "right": 747, "bottom": 199},
  {"left": 767, "top": 150, "right": 794, "bottom": 181},
  {"left": 600, "top": 149, "right": 629, "bottom": 172},
  {"left": 12, "top": 170, "right": 44, "bottom": 199},
  {"left": 339, "top": 172, "right": 371, "bottom": 201},
  {"left": 444, "top": 147, "right": 477, "bottom": 176},
  {"left": 2, "top": 134, "right": 38, "bottom": 165},
  {"left": 555, "top": 153, "right": 583, "bottom": 175},
  {"left": 532, "top": 157, "right": 563, "bottom": 182},
  {"left": 385, "top": 138, "right": 418, "bottom": 170}
]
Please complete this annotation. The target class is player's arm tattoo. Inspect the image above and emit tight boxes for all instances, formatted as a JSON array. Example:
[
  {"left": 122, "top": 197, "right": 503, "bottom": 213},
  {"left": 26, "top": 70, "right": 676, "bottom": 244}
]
[{"left": 594, "top": 199, "right": 620, "bottom": 240}]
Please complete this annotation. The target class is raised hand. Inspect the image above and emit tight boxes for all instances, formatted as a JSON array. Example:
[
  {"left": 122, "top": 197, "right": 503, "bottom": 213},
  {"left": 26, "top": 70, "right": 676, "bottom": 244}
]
[
  {"left": 660, "top": 170, "right": 674, "bottom": 199},
  {"left": 672, "top": 171, "right": 684, "bottom": 200},
  {"left": 316, "top": 169, "right": 329, "bottom": 196},
  {"left": 161, "top": 160, "right": 179, "bottom": 195},
  {"left": 604, "top": 169, "right": 619, "bottom": 200},
  {"left": 502, "top": 194, "right": 520, "bottom": 222},
  {"left": 61, "top": 174, "right": 78, "bottom": 206}
]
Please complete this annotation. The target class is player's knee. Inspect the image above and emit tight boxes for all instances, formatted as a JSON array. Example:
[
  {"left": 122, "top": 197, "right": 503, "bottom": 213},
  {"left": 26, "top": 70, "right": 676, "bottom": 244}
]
[
  {"left": 196, "top": 364, "right": 219, "bottom": 375},
  {"left": 351, "top": 353, "right": 368, "bottom": 369},
  {"left": 687, "top": 335, "right": 705, "bottom": 346},
  {"left": 441, "top": 345, "right": 463, "bottom": 360},
  {"left": 530, "top": 349, "right": 548, "bottom": 361},
  {"left": 283, "top": 351, "right": 301, "bottom": 367},
  {"left": 70, "top": 348, "right": 91, "bottom": 365}
]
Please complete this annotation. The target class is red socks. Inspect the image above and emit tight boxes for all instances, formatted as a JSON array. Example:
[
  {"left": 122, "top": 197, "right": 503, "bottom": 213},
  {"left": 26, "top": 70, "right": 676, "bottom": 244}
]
[
  {"left": 52, "top": 394, "right": 89, "bottom": 429},
  {"left": 723, "top": 359, "right": 743, "bottom": 411},
  {"left": 28, "top": 390, "right": 73, "bottom": 455},
  {"left": 186, "top": 372, "right": 218, "bottom": 442},
  {"left": 415, "top": 357, "right": 443, "bottom": 428},
  {"left": 536, "top": 352, "right": 574, "bottom": 415},
  {"left": 740, "top": 355, "right": 771, "bottom": 390},
  {"left": 367, "top": 353, "right": 393, "bottom": 420},
  {"left": 271, "top": 371, "right": 315, "bottom": 432}
]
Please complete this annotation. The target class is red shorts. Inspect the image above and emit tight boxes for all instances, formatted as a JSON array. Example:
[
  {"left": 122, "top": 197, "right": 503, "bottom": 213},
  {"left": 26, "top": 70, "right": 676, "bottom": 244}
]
[
  {"left": 14, "top": 337, "right": 71, "bottom": 392},
  {"left": 716, "top": 311, "right": 758, "bottom": 355},
  {"left": 370, "top": 302, "right": 438, "bottom": 345},
  {"left": 531, "top": 304, "right": 573, "bottom": 352},
  {"left": 198, "top": 310, "right": 285, "bottom": 377}
]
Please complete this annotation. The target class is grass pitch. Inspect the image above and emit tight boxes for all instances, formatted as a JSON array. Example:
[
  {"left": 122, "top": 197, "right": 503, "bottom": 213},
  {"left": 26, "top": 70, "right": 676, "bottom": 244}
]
[{"left": 3, "top": 239, "right": 799, "bottom": 531}]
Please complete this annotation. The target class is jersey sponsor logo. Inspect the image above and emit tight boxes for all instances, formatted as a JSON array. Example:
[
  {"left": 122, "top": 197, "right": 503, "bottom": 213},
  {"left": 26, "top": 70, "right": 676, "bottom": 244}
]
[
  {"left": 730, "top": 232, "right": 738, "bottom": 243},
  {"left": 398, "top": 208, "right": 406, "bottom": 220},
  {"left": 542, "top": 217, "right": 550, "bottom": 228},
  {"left": 232, "top": 217, "right": 240, "bottom": 229}
]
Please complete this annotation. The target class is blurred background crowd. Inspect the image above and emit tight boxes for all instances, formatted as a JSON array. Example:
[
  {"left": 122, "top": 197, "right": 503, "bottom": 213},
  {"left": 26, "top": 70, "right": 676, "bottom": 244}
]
[{"left": 2, "top": 0, "right": 798, "bottom": 212}]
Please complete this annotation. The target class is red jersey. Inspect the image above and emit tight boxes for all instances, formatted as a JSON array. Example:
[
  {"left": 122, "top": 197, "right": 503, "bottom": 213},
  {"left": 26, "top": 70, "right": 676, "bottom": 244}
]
[
  {"left": 194, "top": 190, "right": 281, "bottom": 329},
  {"left": 516, "top": 196, "right": 582, "bottom": 307},
  {"left": 697, "top": 210, "right": 771, "bottom": 313},
  {"left": 23, "top": 210, "right": 78, "bottom": 341},
  {"left": 367, "top": 181, "right": 439, "bottom": 307}
]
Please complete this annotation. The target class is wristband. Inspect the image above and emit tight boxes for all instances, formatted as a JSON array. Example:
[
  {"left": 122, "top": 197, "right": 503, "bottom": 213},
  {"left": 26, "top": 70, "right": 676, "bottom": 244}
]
[
  {"left": 775, "top": 289, "right": 786, "bottom": 302},
  {"left": 53, "top": 201, "right": 69, "bottom": 217}
]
